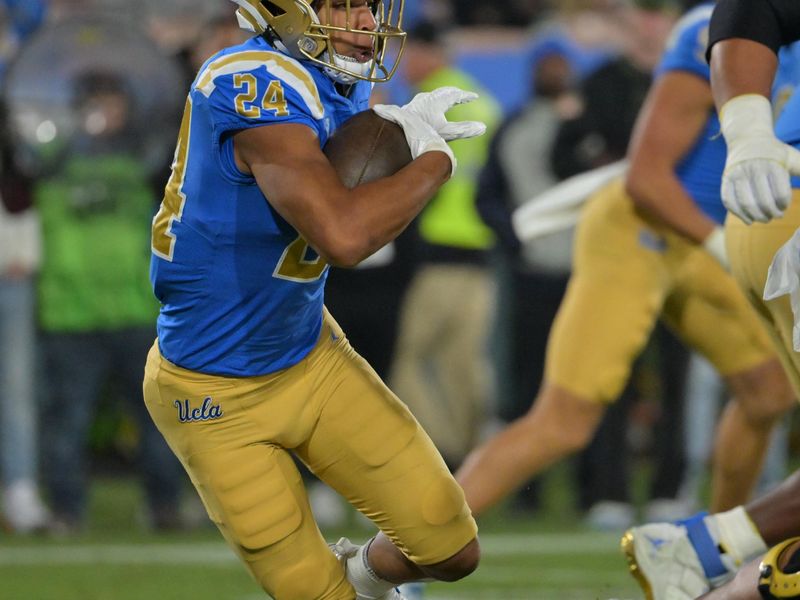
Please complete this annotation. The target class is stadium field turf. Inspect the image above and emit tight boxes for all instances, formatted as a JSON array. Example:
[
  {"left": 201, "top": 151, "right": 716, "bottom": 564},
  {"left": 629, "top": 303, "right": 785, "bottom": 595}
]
[{"left": 0, "top": 475, "right": 645, "bottom": 599}]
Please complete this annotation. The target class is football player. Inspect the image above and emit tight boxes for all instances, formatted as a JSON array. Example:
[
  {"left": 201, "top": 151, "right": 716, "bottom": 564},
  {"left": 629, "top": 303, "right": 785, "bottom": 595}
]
[
  {"left": 456, "top": 1, "right": 795, "bottom": 521},
  {"left": 620, "top": 1, "right": 800, "bottom": 599},
  {"left": 143, "top": 1, "right": 486, "bottom": 598}
]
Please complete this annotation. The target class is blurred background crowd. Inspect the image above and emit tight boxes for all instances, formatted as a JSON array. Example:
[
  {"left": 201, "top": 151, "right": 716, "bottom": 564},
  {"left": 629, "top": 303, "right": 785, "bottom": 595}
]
[{"left": 0, "top": 0, "right": 794, "bottom": 539}]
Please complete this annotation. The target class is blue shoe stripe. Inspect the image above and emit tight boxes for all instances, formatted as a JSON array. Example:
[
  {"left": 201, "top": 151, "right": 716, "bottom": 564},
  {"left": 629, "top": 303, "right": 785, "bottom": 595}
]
[{"left": 679, "top": 512, "right": 728, "bottom": 579}]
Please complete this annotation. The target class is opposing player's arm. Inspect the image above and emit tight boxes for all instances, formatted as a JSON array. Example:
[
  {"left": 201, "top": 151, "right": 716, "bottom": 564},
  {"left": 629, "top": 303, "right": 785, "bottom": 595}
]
[
  {"left": 625, "top": 71, "right": 718, "bottom": 244},
  {"left": 234, "top": 122, "right": 450, "bottom": 267}
]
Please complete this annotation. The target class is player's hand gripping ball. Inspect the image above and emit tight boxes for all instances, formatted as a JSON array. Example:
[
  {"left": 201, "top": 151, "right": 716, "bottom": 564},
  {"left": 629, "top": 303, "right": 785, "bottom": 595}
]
[{"left": 323, "top": 109, "right": 413, "bottom": 188}]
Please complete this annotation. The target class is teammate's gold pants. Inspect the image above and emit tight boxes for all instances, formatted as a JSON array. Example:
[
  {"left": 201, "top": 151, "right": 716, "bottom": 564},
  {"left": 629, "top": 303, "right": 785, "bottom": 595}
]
[
  {"left": 546, "top": 179, "right": 776, "bottom": 403},
  {"left": 726, "top": 189, "right": 800, "bottom": 396}
]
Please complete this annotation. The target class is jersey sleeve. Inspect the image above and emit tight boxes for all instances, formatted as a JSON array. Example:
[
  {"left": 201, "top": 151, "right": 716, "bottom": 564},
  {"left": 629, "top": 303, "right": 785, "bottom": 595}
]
[
  {"left": 195, "top": 50, "right": 328, "bottom": 141},
  {"left": 708, "top": 0, "right": 800, "bottom": 58},
  {"left": 655, "top": 7, "right": 713, "bottom": 81}
]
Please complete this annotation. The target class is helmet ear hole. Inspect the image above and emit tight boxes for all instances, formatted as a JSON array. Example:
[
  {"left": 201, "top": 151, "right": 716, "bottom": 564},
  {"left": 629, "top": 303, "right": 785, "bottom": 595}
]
[{"left": 263, "top": 1, "right": 287, "bottom": 17}]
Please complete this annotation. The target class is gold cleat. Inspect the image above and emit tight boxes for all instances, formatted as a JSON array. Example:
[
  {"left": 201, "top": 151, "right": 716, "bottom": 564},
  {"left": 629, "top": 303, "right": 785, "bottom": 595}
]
[
  {"left": 621, "top": 530, "right": 654, "bottom": 600},
  {"left": 620, "top": 523, "right": 713, "bottom": 600}
]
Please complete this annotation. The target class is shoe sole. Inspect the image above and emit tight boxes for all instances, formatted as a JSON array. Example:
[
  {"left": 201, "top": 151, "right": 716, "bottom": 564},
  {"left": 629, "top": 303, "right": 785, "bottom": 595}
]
[{"left": 621, "top": 531, "right": 654, "bottom": 600}]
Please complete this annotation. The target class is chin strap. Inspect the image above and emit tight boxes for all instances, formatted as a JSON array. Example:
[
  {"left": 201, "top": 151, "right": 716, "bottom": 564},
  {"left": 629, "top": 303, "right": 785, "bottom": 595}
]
[{"left": 322, "top": 51, "right": 374, "bottom": 84}]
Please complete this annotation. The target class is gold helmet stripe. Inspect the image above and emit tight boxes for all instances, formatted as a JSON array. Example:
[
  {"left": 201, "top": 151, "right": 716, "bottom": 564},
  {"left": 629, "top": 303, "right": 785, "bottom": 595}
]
[
  {"left": 234, "top": 9, "right": 261, "bottom": 33},
  {"left": 196, "top": 51, "right": 324, "bottom": 119}
]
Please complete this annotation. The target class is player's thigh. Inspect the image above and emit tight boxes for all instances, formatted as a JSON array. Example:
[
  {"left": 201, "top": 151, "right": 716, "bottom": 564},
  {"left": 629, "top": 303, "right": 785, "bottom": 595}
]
[
  {"left": 726, "top": 195, "right": 800, "bottom": 395},
  {"left": 546, "top": 181, "right": 670, "bottom": 403},
  {"left": 664, "top": 248, "right": 776, "bottom": 378},
  {"left": 297, "top": 334, "right": 477, "bottom": 567},
  {"left": 142, "top": 343, "right": 351, "bottom": 600}
]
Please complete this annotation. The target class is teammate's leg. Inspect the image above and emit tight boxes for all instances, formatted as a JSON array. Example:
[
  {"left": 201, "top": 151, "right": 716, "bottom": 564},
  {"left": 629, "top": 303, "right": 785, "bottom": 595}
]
[
  {"left": 712, "top": 358, "right": 794, "bottom": 510},
  {"left": 459, "top": 180, "right": 671, "bottom": 516},
  {"left": 622, "top": 200, "right": 800, "bottom": 600},
  {"left": 661, "top": 244, "right": 794, "bottom": 511},
  {"left": 457, "top": 382, "right": 606, "bottom": 515},
  {"left": 725, "top": 191, "right": 800, "bottom": 393}
]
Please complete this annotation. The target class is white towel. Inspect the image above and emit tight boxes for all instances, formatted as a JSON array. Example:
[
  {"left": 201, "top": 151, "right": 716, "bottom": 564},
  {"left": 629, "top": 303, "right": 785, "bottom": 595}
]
[
  {"left": 764, "top": 226, "right": 800, "bottom": 350},
  {"left": 512, "top": 159, "right": 629, "bottom": 243}
]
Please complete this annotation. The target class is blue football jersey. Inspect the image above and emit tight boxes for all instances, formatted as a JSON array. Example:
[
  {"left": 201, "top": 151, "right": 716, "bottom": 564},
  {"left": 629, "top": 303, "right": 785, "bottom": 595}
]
[
  {"left": 653, "top": 5, "right": 800, "bottom": 223},
  {"left": 775, "top": 43, "right": 800, "bottom": 147},
  {"left": 151, "top": 35, "right": 372, "bottom": 376},
  {"left": 654, "top": 3, "right": 727, "bottom": 224}
]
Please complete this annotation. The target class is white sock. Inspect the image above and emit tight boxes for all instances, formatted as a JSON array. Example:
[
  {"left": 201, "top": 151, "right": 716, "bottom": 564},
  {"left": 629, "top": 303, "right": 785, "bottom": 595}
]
[
  {"left": 705, "top": 507, "right": 767, "bottom": 567},
  {"left": 345, "top": 537, "right": 395, "bottom": 599}
]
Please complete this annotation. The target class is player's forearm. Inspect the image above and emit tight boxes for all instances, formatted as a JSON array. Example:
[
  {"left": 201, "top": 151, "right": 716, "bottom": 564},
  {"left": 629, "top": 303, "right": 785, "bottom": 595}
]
[
  {"left": 710, "top": 39, "right": 778, "bottom": 109},
  {"left": 625, "top": 169, "right": 715, "bottom": 244},
  {"left": 326, "top": 151, "right": 451, "bottom": 267},
  {"left": 707, "top": 0, "right": 800, "bottom": 109},
  {"left": 745, "top": 469, "right": 800, "bottom": 546}
]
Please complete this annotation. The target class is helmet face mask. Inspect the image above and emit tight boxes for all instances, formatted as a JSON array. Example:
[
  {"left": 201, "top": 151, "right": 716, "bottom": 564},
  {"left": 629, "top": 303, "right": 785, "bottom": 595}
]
[{"left": 231, "top": 0, "right": 406, "bottom": 83}]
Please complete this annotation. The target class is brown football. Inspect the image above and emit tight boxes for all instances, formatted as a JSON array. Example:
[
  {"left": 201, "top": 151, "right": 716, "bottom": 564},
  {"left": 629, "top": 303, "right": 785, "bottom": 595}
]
[{"left": 323, "top": 109, "right": 413, "bottom": 188}]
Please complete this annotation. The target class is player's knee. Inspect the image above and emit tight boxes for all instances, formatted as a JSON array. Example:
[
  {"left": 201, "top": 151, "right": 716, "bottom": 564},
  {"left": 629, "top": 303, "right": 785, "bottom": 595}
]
[
  {"left": 419, "top": 537, "right": 480, "bottom": 582},
  {"left": 525, "top": 393, "right": 600, "bottom": 455},
  {"left": 554, "top": 416, "right": 597, "bottom": 454},
  {"left": 733, "top": 365, "right": 795, "bottom": 425}
]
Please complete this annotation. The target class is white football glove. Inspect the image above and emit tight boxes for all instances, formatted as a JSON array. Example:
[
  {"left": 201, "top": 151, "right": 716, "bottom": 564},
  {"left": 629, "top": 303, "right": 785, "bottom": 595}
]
[
  {"left": 720, "top": 94, "right": 800, "bottom": 224},
  {"left": 373, "top": 86, "right": 487, "bottom": 176},
  {"left": 397, "top": 86, "right": 487, "bottom": 141}
]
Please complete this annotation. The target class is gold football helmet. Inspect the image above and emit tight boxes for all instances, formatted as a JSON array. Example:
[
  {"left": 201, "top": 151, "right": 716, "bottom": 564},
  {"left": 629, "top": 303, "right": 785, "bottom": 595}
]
[
  {"left": 759, "top": 537, "right": 800, "bottom": 599},
  {"left": 230, "top": 0, "right": 406, "bottom": 83}
]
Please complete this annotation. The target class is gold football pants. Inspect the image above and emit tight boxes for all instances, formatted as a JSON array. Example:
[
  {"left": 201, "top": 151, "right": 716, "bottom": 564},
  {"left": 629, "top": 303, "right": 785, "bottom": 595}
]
[
  {"left": 726, "top": 189, "right": 800, "bottom": 396},
  {"left": 546, "top": 179, "right": 776, "bottom": 403},
  {"left": 143, "top": 310, "right": 477, "bottom": 599}
]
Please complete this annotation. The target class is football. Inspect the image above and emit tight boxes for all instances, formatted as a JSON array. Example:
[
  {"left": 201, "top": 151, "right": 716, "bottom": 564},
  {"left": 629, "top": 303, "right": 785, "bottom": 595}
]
[{"left": 323, "top": 109, "right": 412, "bottom": 188}]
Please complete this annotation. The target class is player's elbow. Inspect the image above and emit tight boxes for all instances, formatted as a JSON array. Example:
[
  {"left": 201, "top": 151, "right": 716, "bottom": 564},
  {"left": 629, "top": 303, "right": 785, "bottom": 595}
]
[
  {"left": 624, "top": 167, "right": 654, "bottom": 210},
  {"left": 326, "top": 251, "right": 363, "bottom": 269},
  {"left": 316, "top": 232, "right": 371, "bottom": 268}
]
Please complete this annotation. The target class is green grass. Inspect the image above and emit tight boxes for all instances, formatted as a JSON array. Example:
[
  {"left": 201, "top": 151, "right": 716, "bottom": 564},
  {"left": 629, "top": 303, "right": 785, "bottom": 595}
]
[{"left": 0, "top": 471, "right": 645, "bottom": 600}]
